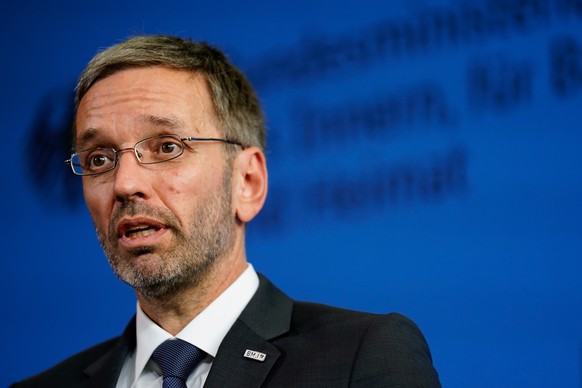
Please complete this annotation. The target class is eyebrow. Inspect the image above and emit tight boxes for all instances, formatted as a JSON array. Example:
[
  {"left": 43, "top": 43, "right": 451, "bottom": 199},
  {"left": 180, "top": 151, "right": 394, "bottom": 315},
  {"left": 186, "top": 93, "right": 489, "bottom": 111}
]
[
  {"left": 76, "top": 128, "right": 102, "bottom": 151},
  {"left": 145, "top": 114, "right": 185, "bottom": 131},
  {"left": 75, "top": 115, "right": 187, "bottom": 150}
]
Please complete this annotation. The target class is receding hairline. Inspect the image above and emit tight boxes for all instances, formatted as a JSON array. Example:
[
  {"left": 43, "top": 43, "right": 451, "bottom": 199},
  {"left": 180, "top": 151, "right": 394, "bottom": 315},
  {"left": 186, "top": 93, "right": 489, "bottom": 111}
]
[
  {"left": 72, "top": 35, "right": 266, "bottom": 152},
  {"left": 73, "top": 66, "right": 220, "bottom": 145},
  {"left": 76, "top": 62, "right": 212, "bottom": 107}
]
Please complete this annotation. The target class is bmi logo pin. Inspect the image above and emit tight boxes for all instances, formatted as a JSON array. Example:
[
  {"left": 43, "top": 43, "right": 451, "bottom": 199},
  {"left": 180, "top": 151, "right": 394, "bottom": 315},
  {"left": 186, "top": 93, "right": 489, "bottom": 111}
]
[{"left": 244, "top": 349, "right": 266, "bottom": 362}]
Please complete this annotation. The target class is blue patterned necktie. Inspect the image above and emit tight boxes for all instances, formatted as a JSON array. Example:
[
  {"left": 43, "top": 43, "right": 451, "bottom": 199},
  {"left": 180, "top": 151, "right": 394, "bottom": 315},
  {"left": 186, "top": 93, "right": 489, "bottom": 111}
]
[{"left": 151, "top": 338, "right": 206, "bottom": 388}]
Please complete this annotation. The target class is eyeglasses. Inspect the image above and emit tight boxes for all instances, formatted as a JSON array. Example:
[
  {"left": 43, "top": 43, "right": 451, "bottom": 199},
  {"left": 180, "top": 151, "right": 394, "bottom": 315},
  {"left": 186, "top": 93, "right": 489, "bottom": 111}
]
[{"left": 65, "top": 134, "right": 243, "bottom": 176}]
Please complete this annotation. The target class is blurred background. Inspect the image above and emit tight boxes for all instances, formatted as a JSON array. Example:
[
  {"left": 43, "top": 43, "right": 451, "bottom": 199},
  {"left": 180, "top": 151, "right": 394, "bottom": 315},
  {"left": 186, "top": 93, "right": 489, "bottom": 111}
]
[{"left": 2, "top": 0, "right": 581, "bottom": 386}]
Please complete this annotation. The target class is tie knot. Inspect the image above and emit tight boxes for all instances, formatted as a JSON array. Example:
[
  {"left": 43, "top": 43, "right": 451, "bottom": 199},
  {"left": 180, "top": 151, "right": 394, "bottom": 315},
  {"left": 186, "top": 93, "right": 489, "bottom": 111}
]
[{"left": 151, "top": 339, "right": 206, "bottom": 383}]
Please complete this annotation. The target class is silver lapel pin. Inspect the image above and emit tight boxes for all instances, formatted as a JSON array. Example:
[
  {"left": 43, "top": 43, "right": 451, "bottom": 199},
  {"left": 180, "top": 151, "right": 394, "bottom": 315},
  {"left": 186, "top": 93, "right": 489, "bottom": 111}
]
[{"left": 243, "top": 349, "right": 266, "bottom": 362}]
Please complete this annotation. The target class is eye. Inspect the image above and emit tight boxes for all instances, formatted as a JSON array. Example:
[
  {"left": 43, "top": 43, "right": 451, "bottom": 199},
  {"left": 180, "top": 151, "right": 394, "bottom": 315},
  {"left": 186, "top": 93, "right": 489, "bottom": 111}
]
[
  {"left": 141, "top": 136, "right": 184, "bottom": 162},
  {"left": 83, "top": 149, "right": 115, "bottom": 171},
  {"left": 90, "top": 154, "right": 109, "bottom": 167},
  {"left": 160, "top": 141, "right": 179, "bottom": 154}
]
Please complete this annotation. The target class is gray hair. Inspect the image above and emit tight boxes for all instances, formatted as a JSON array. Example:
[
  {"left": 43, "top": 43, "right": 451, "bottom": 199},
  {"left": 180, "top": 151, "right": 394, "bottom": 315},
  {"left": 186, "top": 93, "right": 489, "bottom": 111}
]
[{"left": 74, "top": 35, "right": 265, "bottom": 151}]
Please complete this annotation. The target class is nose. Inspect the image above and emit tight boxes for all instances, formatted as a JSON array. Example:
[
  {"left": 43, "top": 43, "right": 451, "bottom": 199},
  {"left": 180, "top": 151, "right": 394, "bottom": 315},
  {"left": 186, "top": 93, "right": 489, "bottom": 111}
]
[{"left": 112, "top": 149, "right": 150, "bottom": 202}]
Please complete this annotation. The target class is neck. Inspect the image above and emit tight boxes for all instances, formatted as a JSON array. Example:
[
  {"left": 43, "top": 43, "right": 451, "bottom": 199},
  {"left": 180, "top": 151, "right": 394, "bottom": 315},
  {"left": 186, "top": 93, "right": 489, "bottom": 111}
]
[{"left": 136, "top": 251, "right": 248, "bottom": 336}]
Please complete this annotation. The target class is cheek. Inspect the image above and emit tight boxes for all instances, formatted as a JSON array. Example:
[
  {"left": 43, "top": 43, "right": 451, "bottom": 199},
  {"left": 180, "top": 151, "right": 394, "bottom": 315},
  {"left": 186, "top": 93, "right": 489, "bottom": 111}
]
[
  {"left": 157, "top": 172, "right": 195, "bottom": 213},
  {"left": 82, "top": 181, "right": 110, "bottom": 226},
  {"left": 163, "top": 169, "right": 203, "bottom": 195},
  {"left": 167, "top": 181, "right": 182, "bottom": 195},
  {"left": 159, "top": 171, "right": 212, "bottom": 211},
  {"left": 160, "top": 171, "right": 184, "bottom": 195}
]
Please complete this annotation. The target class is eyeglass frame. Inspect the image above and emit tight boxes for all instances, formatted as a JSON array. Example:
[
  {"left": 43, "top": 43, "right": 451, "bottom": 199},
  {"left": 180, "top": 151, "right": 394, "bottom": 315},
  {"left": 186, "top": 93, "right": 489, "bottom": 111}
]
[{"left": 64, "top": 133, "right": 244, "bottom": 176}]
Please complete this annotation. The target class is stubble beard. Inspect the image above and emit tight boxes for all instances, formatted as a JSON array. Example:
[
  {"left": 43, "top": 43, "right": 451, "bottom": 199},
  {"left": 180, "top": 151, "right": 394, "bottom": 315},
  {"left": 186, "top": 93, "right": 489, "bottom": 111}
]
[{"left": 95, "top": 171, "right": 236, "bottom": 299}]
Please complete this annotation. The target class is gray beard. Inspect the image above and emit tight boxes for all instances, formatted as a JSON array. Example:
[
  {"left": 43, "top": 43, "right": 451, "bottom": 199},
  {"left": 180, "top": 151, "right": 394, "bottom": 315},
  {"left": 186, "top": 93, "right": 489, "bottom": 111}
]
[{"left": 95, "top": 171, "right": 235, "bottom": 299}]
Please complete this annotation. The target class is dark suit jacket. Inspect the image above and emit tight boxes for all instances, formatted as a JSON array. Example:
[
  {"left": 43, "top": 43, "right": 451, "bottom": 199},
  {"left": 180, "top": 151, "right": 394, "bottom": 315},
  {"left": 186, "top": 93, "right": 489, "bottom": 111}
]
[{"left": 13, "top": 275, "right": 441, "bottom": 387}]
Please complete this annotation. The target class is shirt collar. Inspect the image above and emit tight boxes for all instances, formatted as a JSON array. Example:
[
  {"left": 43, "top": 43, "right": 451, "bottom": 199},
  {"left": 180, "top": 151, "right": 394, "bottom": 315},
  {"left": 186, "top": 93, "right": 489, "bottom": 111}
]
[{"left": 132, "top": 264, "right": 259, "bottom": 383}]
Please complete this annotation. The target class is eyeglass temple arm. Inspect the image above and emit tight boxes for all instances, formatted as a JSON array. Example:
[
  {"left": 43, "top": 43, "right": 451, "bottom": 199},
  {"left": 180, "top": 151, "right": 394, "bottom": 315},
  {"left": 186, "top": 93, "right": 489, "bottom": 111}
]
[{"left": 181, "top": 137, "right": 244, "bottom": 147}]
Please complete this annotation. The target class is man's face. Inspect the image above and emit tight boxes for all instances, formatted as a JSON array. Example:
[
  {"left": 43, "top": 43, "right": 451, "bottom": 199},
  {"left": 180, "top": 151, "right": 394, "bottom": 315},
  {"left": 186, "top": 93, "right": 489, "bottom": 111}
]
[{"left": 76, "top": 67, "right": 237, "bottom": 298}]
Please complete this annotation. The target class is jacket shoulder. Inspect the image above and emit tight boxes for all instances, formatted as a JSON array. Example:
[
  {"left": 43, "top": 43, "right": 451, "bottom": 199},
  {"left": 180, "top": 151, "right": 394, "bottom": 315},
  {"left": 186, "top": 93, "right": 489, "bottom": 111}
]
[
  {"left": 292, "top": 300, "right": 376, "bottom": 320},
  {"left": 349, "top": 310, "right": 441, "bottom": 387},
  {"left": 284, "top": 301, "right": 441, "bottom": 387},
  {"left": 11, "top": 336, "right": 120, "bottom": 387}
]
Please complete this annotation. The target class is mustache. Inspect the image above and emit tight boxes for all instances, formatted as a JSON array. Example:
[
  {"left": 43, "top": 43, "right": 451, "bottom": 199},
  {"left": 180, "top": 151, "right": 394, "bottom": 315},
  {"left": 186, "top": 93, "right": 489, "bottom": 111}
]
[{"left": 108, "top": 201, "right": 180, "bottom": 237}]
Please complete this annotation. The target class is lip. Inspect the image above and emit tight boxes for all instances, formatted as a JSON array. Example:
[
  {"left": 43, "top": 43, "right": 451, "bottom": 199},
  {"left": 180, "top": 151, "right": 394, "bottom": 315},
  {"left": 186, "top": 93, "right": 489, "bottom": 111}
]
[{"left": 116, "top": 217, "right": 169, "bottom": 248}]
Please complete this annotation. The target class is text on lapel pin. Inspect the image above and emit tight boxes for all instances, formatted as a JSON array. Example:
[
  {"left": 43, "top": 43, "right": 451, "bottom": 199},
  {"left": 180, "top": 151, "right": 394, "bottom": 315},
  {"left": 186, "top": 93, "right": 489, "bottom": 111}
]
[{"left": 244, "top": 349, "right": 266, "bottom": 362}]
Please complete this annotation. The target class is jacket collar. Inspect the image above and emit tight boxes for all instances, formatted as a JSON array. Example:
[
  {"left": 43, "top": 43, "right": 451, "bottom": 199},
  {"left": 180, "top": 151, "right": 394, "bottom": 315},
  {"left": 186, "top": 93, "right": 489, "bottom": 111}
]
[
  {"left": 203, "top": 274, "right": 293, "bottom": 387},
  {"left": 80, "top": 274, "right": 293, "bottom": 388},
  {"left": 238, "top": 273, "right": 293, "bottom": 340},
  {"left": 80, "top": 316, "right": 136, "bottom": 388}
]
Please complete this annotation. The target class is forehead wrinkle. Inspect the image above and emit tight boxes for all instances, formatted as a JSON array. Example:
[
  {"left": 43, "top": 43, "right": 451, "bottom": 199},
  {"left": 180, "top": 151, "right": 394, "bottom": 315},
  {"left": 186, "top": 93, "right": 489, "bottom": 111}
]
[
  {"left": 79, "top": 114, "right": 183, "bottom": 139},
  {"left": 76, "top": 128, "right": 102, "bottom": 151},
  {"left": 145, "top": 114, "right": 185, "bottom": 132}
]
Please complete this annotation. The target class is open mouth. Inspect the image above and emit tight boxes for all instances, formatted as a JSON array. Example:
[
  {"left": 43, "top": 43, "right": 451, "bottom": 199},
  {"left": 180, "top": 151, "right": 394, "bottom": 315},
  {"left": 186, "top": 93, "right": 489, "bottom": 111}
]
[{"left": 125, "top": 225, "right": 161, "bottom": 239}]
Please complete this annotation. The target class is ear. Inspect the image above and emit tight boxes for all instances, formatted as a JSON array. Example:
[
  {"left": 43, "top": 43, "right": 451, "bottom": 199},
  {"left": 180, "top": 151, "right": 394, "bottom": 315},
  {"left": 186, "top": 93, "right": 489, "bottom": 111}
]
[{"left": 232, "top": 147, "right": 268, "bottom": 223}]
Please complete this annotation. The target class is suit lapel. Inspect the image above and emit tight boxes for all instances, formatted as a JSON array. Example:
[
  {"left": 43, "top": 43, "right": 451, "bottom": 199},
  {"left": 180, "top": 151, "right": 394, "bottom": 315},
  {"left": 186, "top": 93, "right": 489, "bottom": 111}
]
[
  {"left": 202, "top": 320, "right": 281, "bottom": 387},
  {"left": 204, "top": 274, "right": 293, "bottom": 388},
  {"left": 78, "top": 317, "right": 136, "bottom": 388},
  {"left": 72, "top": 275, "right": 292, "bottom": 387}
]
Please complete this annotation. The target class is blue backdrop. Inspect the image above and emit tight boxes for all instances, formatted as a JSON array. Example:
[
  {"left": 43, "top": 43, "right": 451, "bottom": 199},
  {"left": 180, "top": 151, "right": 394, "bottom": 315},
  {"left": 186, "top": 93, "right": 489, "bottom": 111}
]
[{"left": 2, "top": 1, "right": 581, "bottom": 387}]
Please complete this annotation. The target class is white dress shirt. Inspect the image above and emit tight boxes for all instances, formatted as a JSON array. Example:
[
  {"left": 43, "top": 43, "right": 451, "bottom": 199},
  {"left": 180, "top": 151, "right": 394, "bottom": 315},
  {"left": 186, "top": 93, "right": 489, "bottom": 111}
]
[{"left": 115, "top": 264, "right": 259, "bottom": 388}]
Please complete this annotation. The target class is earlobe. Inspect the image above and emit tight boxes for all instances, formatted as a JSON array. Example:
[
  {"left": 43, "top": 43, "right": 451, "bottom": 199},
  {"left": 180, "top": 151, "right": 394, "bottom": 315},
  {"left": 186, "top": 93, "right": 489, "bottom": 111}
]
[{"left": 233, "top": 147, "right": 268, "bottom": 223}]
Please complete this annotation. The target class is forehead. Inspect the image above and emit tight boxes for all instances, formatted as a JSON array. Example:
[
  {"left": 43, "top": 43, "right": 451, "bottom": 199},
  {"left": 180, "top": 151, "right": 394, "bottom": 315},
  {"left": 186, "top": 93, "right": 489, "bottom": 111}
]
[{"left": 75, "top": 67, "right": 218, "bottom": 146}]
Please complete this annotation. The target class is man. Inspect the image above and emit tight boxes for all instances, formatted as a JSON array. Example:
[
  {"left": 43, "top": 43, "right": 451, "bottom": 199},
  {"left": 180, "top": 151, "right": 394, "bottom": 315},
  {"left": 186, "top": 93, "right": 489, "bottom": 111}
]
[{"left": 14, "top": 35, "right": 440, "bottom": 387}]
